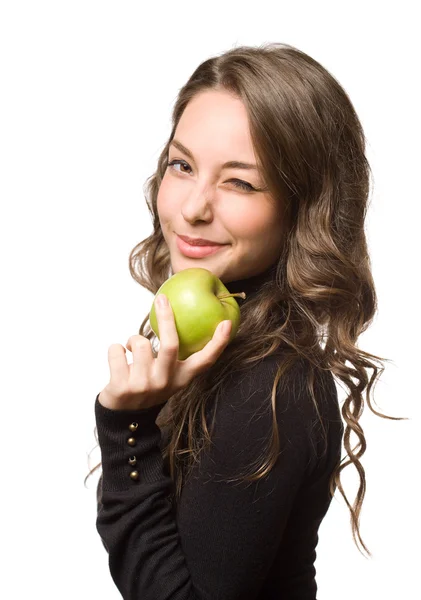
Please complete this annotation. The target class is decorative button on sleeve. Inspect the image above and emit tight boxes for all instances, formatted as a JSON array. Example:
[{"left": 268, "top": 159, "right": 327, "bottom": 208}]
[
  {"left": 94, "top": 392, "right": 165, "bottom": 494},
  {"left": 127, "top": 423, "right": 139, "bottom": 480}
]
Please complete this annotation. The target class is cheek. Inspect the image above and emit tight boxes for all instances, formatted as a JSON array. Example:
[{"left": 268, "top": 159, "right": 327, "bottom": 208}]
[
  {"left": 226, "top": 202, "right": 279, "bottom": 240},
  {"left": 156, "top": 176, "right": 173, "bottom": 221}
]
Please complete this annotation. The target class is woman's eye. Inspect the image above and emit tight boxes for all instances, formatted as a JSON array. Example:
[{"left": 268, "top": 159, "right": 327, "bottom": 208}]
[
  {"left": 168, "top": 159, "right": 192, "bottom": 175},
  {"left": 231, "top": 179, "right": 255, "bottom": 192},
  {"left": 167, "top": 159, "right": 256, "bottom": 192}
]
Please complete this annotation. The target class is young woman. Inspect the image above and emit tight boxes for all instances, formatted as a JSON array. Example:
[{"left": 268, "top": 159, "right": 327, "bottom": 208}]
[{"left": 87, "top": 42, "right": 401, "bottom": 599}]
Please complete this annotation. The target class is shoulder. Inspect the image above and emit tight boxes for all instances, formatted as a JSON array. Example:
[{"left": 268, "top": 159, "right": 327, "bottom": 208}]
[
  {"left": 220, "top": 352, "right": 337, "bottom": 419},
  {"left": 258, "top": 353, "right": 343, "bottom": 449},
  {"left": 206, "top": 355, "right": 309, "bottom": 462},
  {"left": 208, "top": 353, "right": 342, "bottom": 476},
  {"left": 253, "top": 352, "right": 340, "bottom": 422}
]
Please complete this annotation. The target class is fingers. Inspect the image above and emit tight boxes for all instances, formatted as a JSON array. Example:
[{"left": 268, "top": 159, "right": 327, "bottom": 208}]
[
  {"left": 115, "top": 294, "right": 178, "bottom": 393},
  {"left": 110, "top": 299, "right": 230, "bottom": 399},
  {"left": 153, "top": 294, "right": 179, "bottom": 381},
  {"left": 183, "top": 319, "right": 232, "bottom": 374},
  {"left": 126, "top": 335, "right": 154, "bottom": 379},
  {"left": 107, "top": 343, "right": 130, "bottom": 385}
]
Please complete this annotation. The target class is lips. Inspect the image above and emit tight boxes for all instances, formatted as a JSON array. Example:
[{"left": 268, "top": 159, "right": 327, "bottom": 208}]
[
  {"left": 177, "top": 234, "right": 225, "bottom": 247},
  {"left": 176, "top": 234, "right": 228, "bottom": 258}
]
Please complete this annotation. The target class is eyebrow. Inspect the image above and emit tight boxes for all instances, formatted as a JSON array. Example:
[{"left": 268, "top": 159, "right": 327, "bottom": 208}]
[{"left": 170, "top": 138, "right": 258, "bottom": 171}]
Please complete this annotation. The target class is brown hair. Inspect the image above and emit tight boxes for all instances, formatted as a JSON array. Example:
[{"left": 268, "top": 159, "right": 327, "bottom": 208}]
[{"left": 86, "top": 42, "right": 406, "bottom": 557}]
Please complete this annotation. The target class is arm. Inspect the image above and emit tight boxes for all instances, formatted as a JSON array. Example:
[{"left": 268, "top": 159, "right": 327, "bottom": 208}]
[{"left": 94, "top": 358, "right": 315, "bottom": 600}]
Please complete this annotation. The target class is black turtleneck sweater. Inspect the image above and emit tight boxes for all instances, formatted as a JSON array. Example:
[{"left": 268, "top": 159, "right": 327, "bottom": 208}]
[{"left": 94, "top": 264, "right": 344, "bottom": 599}]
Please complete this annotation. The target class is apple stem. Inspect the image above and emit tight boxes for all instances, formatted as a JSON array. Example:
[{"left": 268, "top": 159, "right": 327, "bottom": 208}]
[{"left": 217, "top": 291, "right": 247, "bottom": 301}]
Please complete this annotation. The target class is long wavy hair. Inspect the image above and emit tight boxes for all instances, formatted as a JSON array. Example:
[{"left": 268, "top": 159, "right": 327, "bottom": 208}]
[{"left": 86, "top": 42, "right": 406, "bottom": 558}]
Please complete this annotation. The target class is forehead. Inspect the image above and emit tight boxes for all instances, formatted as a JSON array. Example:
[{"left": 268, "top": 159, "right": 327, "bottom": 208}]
[{"left": 174, "top": 90, "right": 257, "bottom": 162}]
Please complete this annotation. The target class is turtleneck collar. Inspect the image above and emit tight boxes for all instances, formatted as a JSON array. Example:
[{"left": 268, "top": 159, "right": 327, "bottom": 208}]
[{"left": 224, "top": 261, "right": 278, "bottom": 302}]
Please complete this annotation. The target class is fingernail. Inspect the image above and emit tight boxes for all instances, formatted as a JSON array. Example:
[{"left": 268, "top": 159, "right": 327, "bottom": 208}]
[
  {"left": 221, "top": 320, "right": 231, "bottom": 335},
  {"left": 157, "top": 294, "right": 168, "bottom": 308}
]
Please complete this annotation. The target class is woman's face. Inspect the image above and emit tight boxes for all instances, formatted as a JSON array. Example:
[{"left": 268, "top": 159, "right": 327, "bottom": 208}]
[{"left": 157, "top": 89, "right": 287, "bottom": 283}]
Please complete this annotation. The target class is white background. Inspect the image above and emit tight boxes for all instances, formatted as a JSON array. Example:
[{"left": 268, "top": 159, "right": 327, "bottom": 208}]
[{"left": 1, "top": 1, "right": 419, "bottom": 598}]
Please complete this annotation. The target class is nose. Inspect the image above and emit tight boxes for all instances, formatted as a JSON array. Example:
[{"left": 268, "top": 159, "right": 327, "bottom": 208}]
[{"left": 181, "top": 186, "right": 214, "bottom": 224}]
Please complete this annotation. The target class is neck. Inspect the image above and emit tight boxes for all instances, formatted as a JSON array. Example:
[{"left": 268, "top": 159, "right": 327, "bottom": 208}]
[{"left": 225, "top": 261, "right": 277, "bottom": 300}]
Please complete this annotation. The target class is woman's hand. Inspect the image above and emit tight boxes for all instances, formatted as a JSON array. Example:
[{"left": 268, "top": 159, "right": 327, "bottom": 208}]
[{"left": 98, "top": 294, "right": 232, "bottom": 411}]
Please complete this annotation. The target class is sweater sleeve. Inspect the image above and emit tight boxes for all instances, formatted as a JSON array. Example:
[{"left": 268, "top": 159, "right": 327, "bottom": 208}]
[{"left": 94, "top": 358, "right": 324, "bottom": 600}]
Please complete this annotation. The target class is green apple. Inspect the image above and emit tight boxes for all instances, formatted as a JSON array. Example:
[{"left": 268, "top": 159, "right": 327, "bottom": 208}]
[{"left": 149, "top": 268, "right": 246, "bottom": 360}]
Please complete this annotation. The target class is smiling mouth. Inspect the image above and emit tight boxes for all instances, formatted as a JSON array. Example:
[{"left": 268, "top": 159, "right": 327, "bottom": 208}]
[
  {"left": 177, "top": 234, "right": 227, "bottom": 246},
  {"left": 176, "top": 234, "right": 229, "bottom": 258}
]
